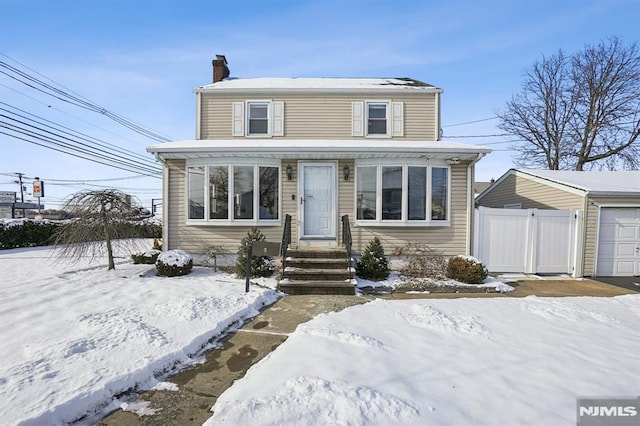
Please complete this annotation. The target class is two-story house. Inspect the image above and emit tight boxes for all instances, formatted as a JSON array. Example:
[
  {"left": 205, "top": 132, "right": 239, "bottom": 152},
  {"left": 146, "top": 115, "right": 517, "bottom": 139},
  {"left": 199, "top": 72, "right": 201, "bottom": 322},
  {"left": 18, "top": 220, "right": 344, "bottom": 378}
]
[{"left": 147, "top": 55, "right": 490, "bottom": 269}]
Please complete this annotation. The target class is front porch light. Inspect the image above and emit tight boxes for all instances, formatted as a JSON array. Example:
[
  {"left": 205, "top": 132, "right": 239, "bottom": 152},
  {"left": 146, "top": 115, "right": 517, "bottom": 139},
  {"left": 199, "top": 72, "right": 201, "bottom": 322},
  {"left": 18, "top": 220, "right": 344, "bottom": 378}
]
[
  {"left": 343, "top": 164, "right": 350, "bottom": 181},
  {"left": 286, "top": 164, "right": 293, "bottom": 181}
]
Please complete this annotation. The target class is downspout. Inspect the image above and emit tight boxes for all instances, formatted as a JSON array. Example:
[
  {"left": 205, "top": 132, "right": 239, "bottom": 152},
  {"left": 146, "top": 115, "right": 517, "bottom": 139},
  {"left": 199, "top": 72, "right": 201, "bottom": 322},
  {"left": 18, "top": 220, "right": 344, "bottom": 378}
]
[
  {"left": 153, "top": 152, "right": 170, "bottom": 250},
  {"left": 466, "top": 152, "right": 486, "bottom": 255}
]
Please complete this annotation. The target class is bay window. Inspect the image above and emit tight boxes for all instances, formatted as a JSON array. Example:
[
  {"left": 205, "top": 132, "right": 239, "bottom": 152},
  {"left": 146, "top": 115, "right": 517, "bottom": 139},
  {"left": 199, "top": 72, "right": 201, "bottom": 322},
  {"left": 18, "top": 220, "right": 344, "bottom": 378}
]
[
  {"left": 187, "top": 162, "right": 280, "bottom": 224},
  {"left": 355, "top": 162, "right": 450, "bottom": 224}
]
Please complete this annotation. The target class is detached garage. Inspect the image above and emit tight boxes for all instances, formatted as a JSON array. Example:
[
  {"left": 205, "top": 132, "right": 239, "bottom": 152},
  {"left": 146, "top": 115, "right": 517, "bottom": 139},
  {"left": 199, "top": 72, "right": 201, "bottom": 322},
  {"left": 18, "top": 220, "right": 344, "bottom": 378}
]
[{"left": 476, "top": 169, "right": 640, "bottom": 277}]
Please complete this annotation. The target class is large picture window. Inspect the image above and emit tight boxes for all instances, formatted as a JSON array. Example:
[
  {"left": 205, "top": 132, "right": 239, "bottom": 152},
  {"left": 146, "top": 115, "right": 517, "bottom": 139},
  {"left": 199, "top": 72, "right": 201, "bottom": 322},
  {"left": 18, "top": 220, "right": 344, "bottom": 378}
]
[
  {"left": 187, "top": 162, "right": 280, "bottom": 224},
  {"left": 355, "top": 163, "right": 450, "bottom": 225}
]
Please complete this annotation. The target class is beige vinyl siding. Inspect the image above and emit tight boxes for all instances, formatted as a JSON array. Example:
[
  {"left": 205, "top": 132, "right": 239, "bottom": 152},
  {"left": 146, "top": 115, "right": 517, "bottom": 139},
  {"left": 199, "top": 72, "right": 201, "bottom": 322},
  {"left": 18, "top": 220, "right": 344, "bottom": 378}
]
[
  {"left": 350, "top": 164, "right": 469, "bottom": 255},
  {"left": 166, "top": 159, "right": 186, "bottom": 251},
  {"left": 164, "top": 159, "right": 469, "bottom": 256},
  {"left": 582, "top": 196, "right": 600, "bottom": 276},
  {"left": 200, "top": 93, "right": 437, "bottom": 140},
  {"left": 337, "top": 160, "right": 355, "bottom": 244},
  {"left": 477, "top": 174, "right": 584, "bottom": 210},
  {"left": 281, "top": 161, "right": 298, "bottom": 244}
]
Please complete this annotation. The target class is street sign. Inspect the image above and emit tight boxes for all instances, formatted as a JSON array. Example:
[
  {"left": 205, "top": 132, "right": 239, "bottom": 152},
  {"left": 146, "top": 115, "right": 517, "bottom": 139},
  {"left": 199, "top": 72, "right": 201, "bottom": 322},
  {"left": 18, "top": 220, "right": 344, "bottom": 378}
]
[{"left": 32, "top": 180, "right": 44, "bottom": 198}]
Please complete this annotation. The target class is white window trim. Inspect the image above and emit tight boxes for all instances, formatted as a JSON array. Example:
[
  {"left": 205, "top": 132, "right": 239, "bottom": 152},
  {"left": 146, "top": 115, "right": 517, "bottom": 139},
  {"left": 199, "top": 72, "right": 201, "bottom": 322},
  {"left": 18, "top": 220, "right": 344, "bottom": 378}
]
[
  {"left": 353, "top": 159, "right": 451, "bottom": 227},
  {"left": 365, "top": 100, "right": 391, "bottom": 138},
  {"left": 231, "top": 100, "right": 284, "bottom": 138},
  {"left": 185, "top": 159, "right": 281, "bottom": 226},
  {"left": 245, "top": 100, "right": 272, "bottom": 137}
]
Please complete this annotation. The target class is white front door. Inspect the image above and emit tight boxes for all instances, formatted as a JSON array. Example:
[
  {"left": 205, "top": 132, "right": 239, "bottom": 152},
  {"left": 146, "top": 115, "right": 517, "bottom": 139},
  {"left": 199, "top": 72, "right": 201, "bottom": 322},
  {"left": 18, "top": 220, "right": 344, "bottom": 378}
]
[
  {"left": 597, "top": 208, "right": 640, "bottom": 276},
  {"left": 300, "top": 162, "right": 336, "bottom": 239}
]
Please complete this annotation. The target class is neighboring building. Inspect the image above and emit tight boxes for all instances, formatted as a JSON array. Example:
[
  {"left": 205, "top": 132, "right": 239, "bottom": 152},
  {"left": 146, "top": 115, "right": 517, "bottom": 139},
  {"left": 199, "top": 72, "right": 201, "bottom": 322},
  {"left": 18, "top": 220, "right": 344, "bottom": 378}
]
[
  {"left": 148, "top": 55, "right": 490, "bottom": 257},
  {"left": 476, "top": 168, "right": 640, "bottom": 277}
]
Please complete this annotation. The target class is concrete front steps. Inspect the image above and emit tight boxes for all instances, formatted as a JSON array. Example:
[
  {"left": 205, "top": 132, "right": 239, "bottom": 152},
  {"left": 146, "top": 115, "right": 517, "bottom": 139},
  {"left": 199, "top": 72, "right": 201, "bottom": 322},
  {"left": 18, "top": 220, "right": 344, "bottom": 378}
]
[{"left": 278, "top": 248, "right": 356, "bottom": 295}]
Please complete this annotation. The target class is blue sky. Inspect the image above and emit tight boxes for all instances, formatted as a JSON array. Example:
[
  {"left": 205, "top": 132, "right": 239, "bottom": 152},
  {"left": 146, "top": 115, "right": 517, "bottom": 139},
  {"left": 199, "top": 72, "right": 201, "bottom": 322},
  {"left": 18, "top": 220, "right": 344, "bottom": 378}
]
[{"left": 1, "top": 0, "right": 638, "bottom": 210}]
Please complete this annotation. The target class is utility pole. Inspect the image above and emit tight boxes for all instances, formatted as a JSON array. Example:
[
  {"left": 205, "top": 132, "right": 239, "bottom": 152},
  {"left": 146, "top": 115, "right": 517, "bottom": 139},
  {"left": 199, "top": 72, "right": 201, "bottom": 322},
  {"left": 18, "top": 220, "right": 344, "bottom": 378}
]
[{"left": 14, "top": 172, "right": 25, "bottom": 218}]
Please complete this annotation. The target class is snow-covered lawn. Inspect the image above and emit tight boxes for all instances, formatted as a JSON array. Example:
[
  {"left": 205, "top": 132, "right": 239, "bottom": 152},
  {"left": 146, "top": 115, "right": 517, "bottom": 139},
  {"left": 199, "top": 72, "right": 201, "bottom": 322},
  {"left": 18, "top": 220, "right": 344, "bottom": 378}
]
[
  {"left": 0, "top": 244, "right": 279, "bottom": 425},
  {"left": 206, "top": 296, "right": 640, "bottom": 425}
]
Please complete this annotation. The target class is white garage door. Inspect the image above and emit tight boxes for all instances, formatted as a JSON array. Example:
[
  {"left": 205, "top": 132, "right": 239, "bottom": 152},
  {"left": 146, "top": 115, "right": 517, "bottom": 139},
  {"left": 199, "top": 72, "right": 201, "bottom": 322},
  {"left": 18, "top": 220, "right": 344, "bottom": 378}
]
[{"left": 597, "top": 208, "right": 640, "bottom": 276}]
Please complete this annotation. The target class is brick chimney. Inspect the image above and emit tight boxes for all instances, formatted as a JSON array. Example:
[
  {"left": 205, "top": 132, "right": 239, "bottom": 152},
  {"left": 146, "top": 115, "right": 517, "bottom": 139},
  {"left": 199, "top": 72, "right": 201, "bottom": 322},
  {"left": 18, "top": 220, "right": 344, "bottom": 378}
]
[{"left": 212, "top": 54, "right": 230, "bottom": 83}]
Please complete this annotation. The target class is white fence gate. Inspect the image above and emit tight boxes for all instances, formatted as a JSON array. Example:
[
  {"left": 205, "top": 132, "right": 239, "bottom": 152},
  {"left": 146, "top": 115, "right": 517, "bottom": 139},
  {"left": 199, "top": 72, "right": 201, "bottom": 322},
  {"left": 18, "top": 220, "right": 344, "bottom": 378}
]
[{"left": 474, "top": 207, "right": 583, "bottom": 276}]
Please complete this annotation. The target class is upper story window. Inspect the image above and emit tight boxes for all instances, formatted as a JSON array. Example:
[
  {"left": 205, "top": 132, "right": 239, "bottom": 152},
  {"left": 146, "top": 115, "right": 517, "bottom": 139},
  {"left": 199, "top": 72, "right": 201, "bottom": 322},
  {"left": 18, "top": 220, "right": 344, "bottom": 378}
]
[
  {"left": 355, "top": 162, "right": 449, "bottom": 225},
  {"left": 367, "top": 103, "right": 388, "bottom": 135},
  {"left": 352, "top": 100, "right": 403, "bottom": 138},
  {"left": 232, "top": 100, "right": 284, "bottom": 137},
  {"left": 187, "top": 160, "right": 280, "bottom": 225},
  {"left": 247, "top": 103, "right": 269, "bottom": 135}
]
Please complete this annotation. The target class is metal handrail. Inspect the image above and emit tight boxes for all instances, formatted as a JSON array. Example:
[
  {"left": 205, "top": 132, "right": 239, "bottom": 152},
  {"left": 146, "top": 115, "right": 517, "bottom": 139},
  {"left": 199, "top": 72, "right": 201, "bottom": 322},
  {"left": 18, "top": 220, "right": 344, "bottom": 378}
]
[
  {"left": 280, "top": 214, "right": 292, "bottom": 273},
  {"left": 341, "top": 215, "right": 353, "bottom": 278}
]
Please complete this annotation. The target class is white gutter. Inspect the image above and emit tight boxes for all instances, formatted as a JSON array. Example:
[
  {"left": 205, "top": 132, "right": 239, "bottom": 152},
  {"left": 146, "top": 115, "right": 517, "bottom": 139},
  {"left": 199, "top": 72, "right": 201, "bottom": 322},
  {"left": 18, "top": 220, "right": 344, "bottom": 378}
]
[
  {"left": 195, "top": 92, "right": 202, "bottom": 140},
  {"left": 466, "top": 152, "right": 486, "bottom": 255}
]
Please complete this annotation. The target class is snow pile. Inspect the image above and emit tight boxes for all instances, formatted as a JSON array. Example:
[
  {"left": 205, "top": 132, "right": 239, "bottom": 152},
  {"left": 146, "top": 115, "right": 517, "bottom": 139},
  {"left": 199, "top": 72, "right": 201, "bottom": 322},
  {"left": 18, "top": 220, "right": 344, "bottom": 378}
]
[
  {"left": 355, "top": 273, "right": 514, "bottom": 293},
  {"left": 0, "top": 245, "right": 280, "bottom": 425},
  {"left": 207, "top": 295, "right": 640, "bottom": 425},
  {"left": 157, "top": 249, "right": 192, "bottom": 267}
]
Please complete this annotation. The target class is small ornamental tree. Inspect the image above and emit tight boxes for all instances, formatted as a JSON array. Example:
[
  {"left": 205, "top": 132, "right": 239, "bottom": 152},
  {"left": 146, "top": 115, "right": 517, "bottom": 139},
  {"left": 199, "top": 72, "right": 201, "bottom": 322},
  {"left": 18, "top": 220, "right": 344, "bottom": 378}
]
[
  {"left": 356, "top": 237, "right": 390, "bottom": 281},
  {"left": 235, "top": 228, "right": 275, "bottom": 278},
  {"left": 53, "top": 189, "right": 149, "bottom": 270}
]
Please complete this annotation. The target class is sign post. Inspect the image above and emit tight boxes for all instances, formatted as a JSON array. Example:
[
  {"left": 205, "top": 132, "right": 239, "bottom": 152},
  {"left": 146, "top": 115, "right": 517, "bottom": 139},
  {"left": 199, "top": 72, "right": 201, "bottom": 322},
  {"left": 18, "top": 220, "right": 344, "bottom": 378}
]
[
  {"left": 245, "top": 241, "right": 281, "bottom": 293},
  {"left": 32, "top": 178, "right": 44, "bottom": 215}
]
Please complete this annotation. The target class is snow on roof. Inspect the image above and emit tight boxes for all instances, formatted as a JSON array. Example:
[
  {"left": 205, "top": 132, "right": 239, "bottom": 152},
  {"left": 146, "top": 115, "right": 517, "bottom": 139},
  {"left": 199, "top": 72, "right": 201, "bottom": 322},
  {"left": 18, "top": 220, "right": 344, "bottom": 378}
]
[
  {"left": 195, "top": 77, "right": 440, "bottom": 93},
  {"left": 518, "top": 169, "right": 640, "bottom": 195}
]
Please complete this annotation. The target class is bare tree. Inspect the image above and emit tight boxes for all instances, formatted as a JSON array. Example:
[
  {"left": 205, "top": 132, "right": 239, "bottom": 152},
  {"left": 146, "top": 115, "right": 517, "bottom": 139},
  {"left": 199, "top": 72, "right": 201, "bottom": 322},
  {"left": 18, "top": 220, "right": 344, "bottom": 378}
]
[
  {"left": 53, "top": 189, "right": 148, "bottom": 270},
  {"left": 498, "top": 37, "right": 640, "bottom": 170}
]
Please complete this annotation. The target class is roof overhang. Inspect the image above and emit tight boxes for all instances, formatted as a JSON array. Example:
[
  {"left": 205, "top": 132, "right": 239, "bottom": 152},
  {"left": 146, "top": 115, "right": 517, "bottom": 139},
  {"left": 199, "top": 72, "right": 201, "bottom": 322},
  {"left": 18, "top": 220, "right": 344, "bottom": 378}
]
[{"left": 147, "top": 139, "right": 491, "bottom": 161}]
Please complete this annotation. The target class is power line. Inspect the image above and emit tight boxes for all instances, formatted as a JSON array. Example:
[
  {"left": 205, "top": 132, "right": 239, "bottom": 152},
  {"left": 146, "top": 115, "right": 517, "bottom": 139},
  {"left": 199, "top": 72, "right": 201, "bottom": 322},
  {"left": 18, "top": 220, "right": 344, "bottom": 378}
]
[
  {"left": 0, "top": 115, "right": 161, "bottom": 175},
  {"left": 442, "top": 117, "right": 498, "bottom": 127},
  {"left": 0, "top": 102, "right": 158, "bottom": 167},
  {"left": 0, "top": 53, "right": 172, "bottom": 142},
  {"left": 0, "top": 81, "right": 156, "bottom": 150},
  {"left": 0, "top": 130, "right": 161, "bottom": 178},
  {"left": 445, "top": 133, "right": 510, "bottom": 138}
]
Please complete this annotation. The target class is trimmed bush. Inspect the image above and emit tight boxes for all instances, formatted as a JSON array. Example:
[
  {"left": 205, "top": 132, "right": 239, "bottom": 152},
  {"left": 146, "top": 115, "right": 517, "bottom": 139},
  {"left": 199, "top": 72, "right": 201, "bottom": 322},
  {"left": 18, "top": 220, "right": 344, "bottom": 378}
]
[
  {"left": 446, "top": 255, "right": 488, "bottom": 284},
  {"left": 0, "top": 220, "right": 60, "bottom": 249},
  {"left": 131, "top": 249, "right": 161, "bottom": 264},
  {"left": 356, "top": 237, "right": 390, "bottom": 281},
  {"left": 235, "top": 228, "right": 275, "bottom": 278},
  {"left": 156, "top": 249, "right": 193, "bottom": 277}
]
